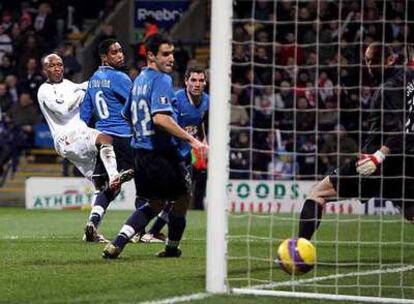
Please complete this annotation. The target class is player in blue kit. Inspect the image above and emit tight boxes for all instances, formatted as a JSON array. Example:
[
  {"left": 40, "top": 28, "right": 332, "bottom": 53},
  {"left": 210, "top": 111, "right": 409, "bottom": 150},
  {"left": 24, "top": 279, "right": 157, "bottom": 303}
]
[
  {"left": 140, "top": 65, "right": 209, "bottom": 243},
  {"left": 102, "top": 34, "right": 208, "bottom": 258},
  {"left": 80, "top": 39, "right": 134, "bottom": 242}
]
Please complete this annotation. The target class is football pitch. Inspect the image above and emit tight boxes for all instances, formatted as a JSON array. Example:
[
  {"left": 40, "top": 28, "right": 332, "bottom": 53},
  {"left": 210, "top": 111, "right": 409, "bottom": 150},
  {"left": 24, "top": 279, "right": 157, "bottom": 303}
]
[{"left": 0, "top": 208, "right": 413, "bottom": 304}]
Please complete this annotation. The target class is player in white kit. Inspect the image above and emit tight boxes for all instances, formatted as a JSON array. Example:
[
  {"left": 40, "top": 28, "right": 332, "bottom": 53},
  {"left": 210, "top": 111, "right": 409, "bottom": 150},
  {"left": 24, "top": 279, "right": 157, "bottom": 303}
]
[{"left": 37, "top": 53, "right": 133, "bottom": 241}]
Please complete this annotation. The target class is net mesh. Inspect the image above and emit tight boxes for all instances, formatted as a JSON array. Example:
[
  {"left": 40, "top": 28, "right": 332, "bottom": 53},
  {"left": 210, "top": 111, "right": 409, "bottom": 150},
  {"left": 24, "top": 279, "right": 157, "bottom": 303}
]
[{"left": 227, "top": 0, "right": 414, "bottom": 301}]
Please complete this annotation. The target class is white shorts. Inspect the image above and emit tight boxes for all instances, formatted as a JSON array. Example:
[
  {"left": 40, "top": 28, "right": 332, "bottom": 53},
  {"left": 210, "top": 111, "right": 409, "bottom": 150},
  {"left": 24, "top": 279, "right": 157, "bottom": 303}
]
[{"left": 54, "top": 127, "right": 100, "bottom": 179}]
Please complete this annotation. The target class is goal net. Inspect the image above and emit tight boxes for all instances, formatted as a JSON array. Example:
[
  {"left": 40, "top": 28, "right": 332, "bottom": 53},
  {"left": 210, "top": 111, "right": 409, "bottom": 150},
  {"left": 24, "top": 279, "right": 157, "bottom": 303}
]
[{"left": 206, "top": 0, "right": 414, "bottom": 303}]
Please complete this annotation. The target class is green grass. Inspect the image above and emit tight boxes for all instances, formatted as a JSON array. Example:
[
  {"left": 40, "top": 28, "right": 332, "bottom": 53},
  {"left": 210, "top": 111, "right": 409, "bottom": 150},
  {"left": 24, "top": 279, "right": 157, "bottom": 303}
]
[{"left": 0, "top": 209, "right": 413, "bottom": 303}]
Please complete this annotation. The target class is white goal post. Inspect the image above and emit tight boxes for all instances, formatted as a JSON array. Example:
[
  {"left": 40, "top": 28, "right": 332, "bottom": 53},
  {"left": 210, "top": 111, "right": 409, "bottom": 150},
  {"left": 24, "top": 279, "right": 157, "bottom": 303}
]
[{"left": 206, "top": 0, "right": 232, "bottom": 294}]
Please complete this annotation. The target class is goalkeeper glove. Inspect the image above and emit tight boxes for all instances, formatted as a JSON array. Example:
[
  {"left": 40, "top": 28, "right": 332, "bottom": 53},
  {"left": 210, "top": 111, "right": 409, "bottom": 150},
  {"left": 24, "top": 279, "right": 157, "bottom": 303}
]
[{"left": 356, "top": 150, "right": 386, "bottom": 176}]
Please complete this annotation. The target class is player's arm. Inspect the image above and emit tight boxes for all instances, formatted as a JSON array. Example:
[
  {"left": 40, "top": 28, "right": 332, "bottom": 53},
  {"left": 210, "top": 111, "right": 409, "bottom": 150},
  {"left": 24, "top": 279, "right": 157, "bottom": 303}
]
[
  {"left": 356, "top": 87, "right": 400, "bottom": 176},
  {"left": 152, "top": 75, "right": 208, "bottom": 158},
  {"left": 199, "top": 109, "right": 209, "bottom": 144},
  {"left": 153, "top": 113, "right": 207, "bottom": 155},
  {"left": 198, "top": 122, "right": 207, "bottom": 144}
]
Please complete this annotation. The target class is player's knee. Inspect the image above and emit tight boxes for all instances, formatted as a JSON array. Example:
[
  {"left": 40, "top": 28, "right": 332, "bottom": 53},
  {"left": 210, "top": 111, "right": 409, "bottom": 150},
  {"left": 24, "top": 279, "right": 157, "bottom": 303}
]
[
  {"left": 97, "top": 134, "right": 113, "bottom": 146},
  {"left": 307, "top": 191, "right": 325, "bottom": 205}
]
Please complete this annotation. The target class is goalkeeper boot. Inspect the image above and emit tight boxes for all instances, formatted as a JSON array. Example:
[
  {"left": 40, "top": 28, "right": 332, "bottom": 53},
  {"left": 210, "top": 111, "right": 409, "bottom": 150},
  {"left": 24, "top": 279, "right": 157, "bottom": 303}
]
[
  {"left": 102, "top": 243, "right": 123, "bottom": 259},
  {"left": 156, "top": 247, "right": 182, "bottom": 258}
]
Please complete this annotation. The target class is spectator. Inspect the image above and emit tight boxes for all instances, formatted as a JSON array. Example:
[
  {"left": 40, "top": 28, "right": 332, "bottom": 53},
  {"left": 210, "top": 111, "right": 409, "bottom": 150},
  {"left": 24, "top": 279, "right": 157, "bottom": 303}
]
[
  {"left": 0, "top": 11, "right": 13, "bottom": 33},
  {"left": 4, "top": 74, "right": 18, "bottom": 104},
  {"left": 0, "top": 81, "right": 13, "bottom": 115},
  {"left": 0, "top": 25, "right": 12, "bottom": 65},
  {"left": 0, "top": 54, "right": 17, "bottom": 79},
  {"left": 54, "top": 42, "right": 81, "bottom": 80},
  {"left": 19, "top": 34, "right": 44, "bottom": 72},
  {"left": 230, "top": 131, "right": 250, "bottom": 179},
  {"left": 33, "top": 2, "right": 56, "bottom": 46},
  {"left": 319, "top": 124, "right": 358, "bottom": 173},
  {"left": 297, "top": 136, "right": 318, "bottom": 179},
  {"left": 19, "top": 57, "right": 44, "bottom": 101},
  {"left": 137, "top": 16, "right": 158, "bottom": 60},
  {"left": 318, "top": 70, "right": 334, "bottom": 103},
  {"left": 230, "top": 92, "right": 249, "bottom": 126},
  {"left": 267, "top": 151, "right": 294, "bottom": 180},
  {"left": 6, "top": 92, "right": 40, "bottom": 148}
]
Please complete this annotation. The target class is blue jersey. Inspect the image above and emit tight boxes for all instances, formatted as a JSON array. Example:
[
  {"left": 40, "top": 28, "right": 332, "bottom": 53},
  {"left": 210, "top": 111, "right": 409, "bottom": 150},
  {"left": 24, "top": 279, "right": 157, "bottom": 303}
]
[
  {"left": 174, "top": 89, "right": 209, "bottom": 158},
  {"left": 80, "top": 66, "right": 132, "bottom": 137},
  {"left": 122, "top": 67, "right": 177, "bottom": 150}
]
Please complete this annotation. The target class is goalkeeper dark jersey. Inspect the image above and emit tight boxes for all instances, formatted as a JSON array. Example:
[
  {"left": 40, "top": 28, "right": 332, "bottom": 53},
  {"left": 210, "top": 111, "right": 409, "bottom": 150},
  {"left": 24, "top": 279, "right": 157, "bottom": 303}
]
[{"left": 362, "top": 67, "right": 414, "bottom": 154}]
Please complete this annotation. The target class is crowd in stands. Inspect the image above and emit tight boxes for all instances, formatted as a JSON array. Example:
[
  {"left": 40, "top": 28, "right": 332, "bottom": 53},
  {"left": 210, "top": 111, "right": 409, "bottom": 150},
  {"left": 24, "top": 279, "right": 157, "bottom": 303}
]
[
  {"left": 0, "top": 0, "right": 120, "bottom": 177},
  {"left": 229, "top": 0, "right": 414, "bottom": 180}
]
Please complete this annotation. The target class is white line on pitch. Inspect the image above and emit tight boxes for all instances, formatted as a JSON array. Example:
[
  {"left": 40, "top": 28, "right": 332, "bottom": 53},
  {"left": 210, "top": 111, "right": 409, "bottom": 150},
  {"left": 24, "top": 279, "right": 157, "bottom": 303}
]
[
  {"left": 136, "top": 293, "right": 211, "bottom": 304},
  {"left": 249, "top": 265, "right": 414, "bottom": 290}
]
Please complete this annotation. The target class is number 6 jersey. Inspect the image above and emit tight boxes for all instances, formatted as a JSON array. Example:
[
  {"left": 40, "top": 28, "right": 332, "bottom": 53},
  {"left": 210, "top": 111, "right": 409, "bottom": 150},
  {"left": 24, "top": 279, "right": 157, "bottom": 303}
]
[{"left": 80, "top": 66, "right": 132, "bottom": 137}]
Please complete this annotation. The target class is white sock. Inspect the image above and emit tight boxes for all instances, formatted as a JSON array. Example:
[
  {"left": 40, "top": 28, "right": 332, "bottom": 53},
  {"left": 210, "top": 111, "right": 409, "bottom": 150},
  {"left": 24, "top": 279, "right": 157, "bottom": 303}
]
[
  {"left": 120, "top": 225, "right": 136, "bottom": 238},
  {"left": 99, "top": 144, "right": 118, "bottom": 180}
]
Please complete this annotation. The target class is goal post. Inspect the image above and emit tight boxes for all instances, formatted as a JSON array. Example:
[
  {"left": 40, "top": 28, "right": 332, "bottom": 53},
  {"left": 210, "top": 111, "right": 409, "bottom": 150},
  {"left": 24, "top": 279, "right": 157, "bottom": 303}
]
[{"left": 205, "top": 0, "right": 232, "bottom": 294}]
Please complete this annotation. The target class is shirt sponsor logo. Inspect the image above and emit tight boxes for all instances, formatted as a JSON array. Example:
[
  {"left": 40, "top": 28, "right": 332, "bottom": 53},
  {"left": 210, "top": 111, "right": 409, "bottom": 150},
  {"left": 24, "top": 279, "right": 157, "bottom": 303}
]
[{"left": 160, "top": 96, "right": 168, "bottom": 104}]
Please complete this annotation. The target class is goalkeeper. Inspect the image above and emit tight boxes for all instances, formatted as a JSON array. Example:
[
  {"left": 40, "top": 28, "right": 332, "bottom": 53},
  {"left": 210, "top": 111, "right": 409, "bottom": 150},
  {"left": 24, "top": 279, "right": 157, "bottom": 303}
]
[{"left": 299, "top": 42, "right": 414, "bottom": 240}]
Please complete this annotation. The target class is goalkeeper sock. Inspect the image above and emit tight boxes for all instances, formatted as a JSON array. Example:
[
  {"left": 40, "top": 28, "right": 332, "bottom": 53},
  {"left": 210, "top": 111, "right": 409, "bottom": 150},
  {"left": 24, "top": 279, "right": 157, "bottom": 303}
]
[
  {"left": 298, "top": 199, "right": 323, "bottom": 240},
  {"left": 149, "top": 202, "right": 172, "bottom": 235}
]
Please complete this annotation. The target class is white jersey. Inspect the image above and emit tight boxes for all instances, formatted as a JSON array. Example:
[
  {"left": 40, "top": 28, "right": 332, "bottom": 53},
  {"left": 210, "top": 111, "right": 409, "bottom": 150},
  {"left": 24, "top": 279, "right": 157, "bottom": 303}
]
[
  {"left": 37, "top": 79, "right": 88, "bottom": 139},
  {"left": 37, "top": 79, "right": 100, "bottom": 179}
]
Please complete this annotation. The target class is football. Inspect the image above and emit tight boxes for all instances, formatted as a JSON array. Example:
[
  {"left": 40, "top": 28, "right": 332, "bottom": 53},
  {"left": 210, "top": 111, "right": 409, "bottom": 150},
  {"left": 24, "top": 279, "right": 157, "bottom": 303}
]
[{"left": 276, "top": 238, "right": 316, "bottom": 275}]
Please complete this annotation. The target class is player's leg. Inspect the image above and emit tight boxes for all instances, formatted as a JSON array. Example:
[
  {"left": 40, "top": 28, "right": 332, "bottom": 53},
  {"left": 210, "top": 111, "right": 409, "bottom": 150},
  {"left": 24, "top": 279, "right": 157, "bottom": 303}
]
[
  {"left": 141, "top": 201, "right": 172, "bottom": 243},
  {"left": 103, "top": 148, "right": 162, "bottom": 258},
  {"left": 84, "top": 172, "right": 122, "bottom": 243},
  {"left": 85, "top": 136, "right": 134, "bottom": 242},
  {"left": 298, "top": 176, "right": 337, "bottom": 240},
  {"left": 103, "top": 199, "right": 164, "bottom": 259},
  {"left": 95, "top": 133, "right": 133, "bottom": 190},
  {"left": 157, "top": 195, "right": 190, "bottom": 257},
  {"left": 157, "top": 160, "right": 192, "bottom": 257}
]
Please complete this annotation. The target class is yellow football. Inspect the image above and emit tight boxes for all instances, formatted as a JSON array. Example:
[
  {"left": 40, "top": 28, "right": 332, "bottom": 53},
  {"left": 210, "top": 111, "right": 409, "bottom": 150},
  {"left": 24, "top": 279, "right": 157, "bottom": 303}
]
[{"left": 276, "top": 237, "right": 316, "bottom": 275}]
